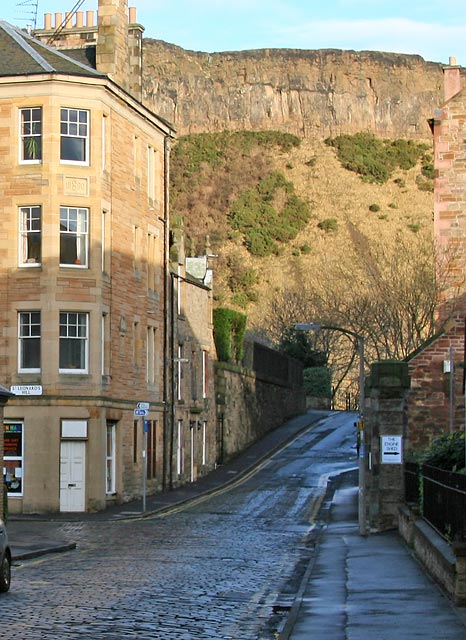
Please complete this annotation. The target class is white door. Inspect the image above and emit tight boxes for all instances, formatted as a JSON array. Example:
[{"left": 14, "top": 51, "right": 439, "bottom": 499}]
[{"left": 60, "top": 440, "right": 86, "bottom": 512}]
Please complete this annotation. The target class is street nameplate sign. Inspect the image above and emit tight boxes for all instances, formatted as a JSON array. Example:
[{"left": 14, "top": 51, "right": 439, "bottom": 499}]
[
  {"left": 10, "top": 385, "right": 43, "bottom": 396},
  {"left": 136, "top": 402, "right": 150, "bottom": 410},
  {"left": 134, "top": 408, "right": 149, "bottom": 417},
  {"left": 381, "top": 435, "right": 402, "bottom": 464}
]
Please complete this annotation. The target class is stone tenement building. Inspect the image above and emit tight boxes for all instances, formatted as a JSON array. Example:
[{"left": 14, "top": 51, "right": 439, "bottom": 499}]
[{"left": 0, "top": 0, "right": 217, "bottom": 514}]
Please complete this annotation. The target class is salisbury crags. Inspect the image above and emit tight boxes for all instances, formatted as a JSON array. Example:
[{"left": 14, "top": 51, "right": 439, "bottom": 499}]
[{"left": 142, "top": 40, "right": 445, "bottom": 138}]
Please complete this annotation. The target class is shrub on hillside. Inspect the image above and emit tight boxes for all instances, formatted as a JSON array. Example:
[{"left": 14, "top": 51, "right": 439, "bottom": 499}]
[
  {"left": 229, "top": 172, "right": 311, "bottom": 256},
  {"left": 325, "top": 132, "right": 431, "bottom": 184}
]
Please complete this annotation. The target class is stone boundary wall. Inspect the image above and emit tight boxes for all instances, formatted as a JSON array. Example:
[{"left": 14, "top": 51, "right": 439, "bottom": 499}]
[
  {"left": 214, "top": 361, "right": 305, "bottom": 462},
  {"left": 399, "top": 505, "right": 466, "bottom": 606}
]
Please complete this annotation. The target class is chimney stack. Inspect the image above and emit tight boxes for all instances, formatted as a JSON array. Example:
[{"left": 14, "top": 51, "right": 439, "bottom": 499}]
[
  {"left": 444, "top": 56, "right": 462, "bottom": 102},
  {"left": 96, "top": 0, "right": 130, "bottom": 92}
]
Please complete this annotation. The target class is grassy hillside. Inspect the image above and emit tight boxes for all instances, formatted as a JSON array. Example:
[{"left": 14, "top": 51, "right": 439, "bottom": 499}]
[{"left": 170, "top": 130, "right": 435, "bottom": 368}]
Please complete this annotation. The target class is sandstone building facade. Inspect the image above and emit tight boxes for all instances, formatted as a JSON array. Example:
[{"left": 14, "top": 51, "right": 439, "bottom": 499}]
[{"left": 0, "top": 1, "right": 218, "bottom": 514}]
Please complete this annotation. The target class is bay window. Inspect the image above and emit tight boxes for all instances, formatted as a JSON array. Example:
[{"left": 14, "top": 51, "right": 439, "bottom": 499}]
[
  {"left": 60, "top": 108, "right": 89, "bottom": 164},
  {"left": 20, "top": 107, "right": 42, "bottom": 163},
  {"left": 60, "top": 206, "right": 89, "bottom": 266},
  {"left": 19, "top": 206, "right": 41, "bottom": 266},
  {"left": 59, "top": 312, "right": 89, "bottom": 372}
]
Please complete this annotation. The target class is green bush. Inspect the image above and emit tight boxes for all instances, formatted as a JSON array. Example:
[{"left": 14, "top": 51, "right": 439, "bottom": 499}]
[
  {"left": 303, "top": 367, "right": 332, "bottom": 398},
  {"left": 213, "top": 308, "right": 247, "bottom": 362},
  {"left": 173, "top": 130, "right": 301, "bottom": 179},
  {"left": 369, "top": 203, "right": 380, "bottom": 212},
  {"left": 229, "top": 172, "right": 311, "bottom": 256},
  {"left": 424, "top": 431, "right": 466, "bottom": 473},
  {"left": 317, "top": 218, "right": 338, "bottom": 233},
  {"left": 325, "top": 133, "right": 430, "bottom": 184}
]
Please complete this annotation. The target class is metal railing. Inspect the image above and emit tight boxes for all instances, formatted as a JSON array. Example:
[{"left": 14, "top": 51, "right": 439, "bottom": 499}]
[
  {"left": 404, "top": 461, "right": 421, "bottom": 505},
  {"left": 422, "top": 464, "right": 466, "bottom": 542}
]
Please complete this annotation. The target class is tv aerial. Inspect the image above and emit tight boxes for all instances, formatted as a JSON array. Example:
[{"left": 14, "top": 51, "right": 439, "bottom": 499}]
[{"left": 14, "top": 0, "right": 39, "bottom": 30}]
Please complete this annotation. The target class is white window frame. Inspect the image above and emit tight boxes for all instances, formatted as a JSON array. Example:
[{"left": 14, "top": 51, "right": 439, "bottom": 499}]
[
  {"left": 18, "top": 206, "right": 41, "bottom": 266},
  {"left": 146, "top": 326, "right": 156, "bottom": 385},
  {"left": 176, "top": 420, "right": 183, "bottom": 476},
  {"left": 4, "top": 421, "right": 24, "bottom": 497},
  {"left": 59, "top": 311, "right": 89, "bottom": 373},
  {"left": 147, "top": 145, "right": 156, "bottom": 201},
  {"left": 177, "top": 344, "right": 183, "bottom": 401},
  {"left": 202, "top": 350, "right": 208, "bottom": 399},
  {"left": 60, "top": 206, "right": 89, "bottom": 267},
  {"left": 101, "top": 114, "right": 107, "bottom": 172},
  {"left": 60, "top": 107, "right": 89, "bottom": 165},
  {"left": 19, "top": 107, "right": 42, "bottom": 164},
  {"left": 202, "top": 421, "right": 207, "bottom": 466},
  {"left": 18, "top": 311, "right": 41, "bottom": 373},
  {"left": 106, "top": 421, "right": 116, "bottom": 494}
]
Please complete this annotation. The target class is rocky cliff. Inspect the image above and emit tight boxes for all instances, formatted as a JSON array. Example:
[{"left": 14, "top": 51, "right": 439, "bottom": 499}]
[{"left": 142, "top": 40, "right": 445, "bottom": 139}]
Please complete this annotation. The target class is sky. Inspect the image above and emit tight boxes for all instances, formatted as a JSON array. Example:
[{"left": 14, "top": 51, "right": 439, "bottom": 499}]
[{"left": 2, "top": 0, "right": 465, "bottom": 65}]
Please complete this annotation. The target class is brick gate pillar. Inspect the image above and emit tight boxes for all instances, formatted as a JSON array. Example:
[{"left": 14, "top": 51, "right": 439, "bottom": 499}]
[{"left": 364, "top": 361, "right": 410, "bottom": 532}]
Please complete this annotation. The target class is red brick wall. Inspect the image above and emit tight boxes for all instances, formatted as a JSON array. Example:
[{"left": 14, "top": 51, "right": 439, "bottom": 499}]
[{"left": 407, "top": 317, "right": 465, "bottom": 450}]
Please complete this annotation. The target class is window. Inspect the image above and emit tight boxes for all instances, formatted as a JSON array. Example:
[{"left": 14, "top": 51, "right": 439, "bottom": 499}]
[
  {"left": 19, "top": 206, "right": 41, "bottom": 266},
  {"left": 102, "top": 312, "right": 110, "bottom": 376},
  {"left": 102, "top": 210, "right": 111, "bottom": 274},
  {"left": 133, "top": 225, "right": 142, "bottom": 273},
  {"left": 59, "top": 312, "right": 89, "bottom": 372},
  {"left": 176, "top": 420, "right": 183, "bottom": 476},
  {"left": 177, "top": 265, "right": 182, "bottom": 315},
  {"left": 18, "top": 311, "right": 41, "bottom": 372},
  {"left": 20, "top": 107, "right": 42, "bottom": 163},
  {"left": 60, "top": 108, "right": 89, "bottom": 164},
  {"left": 133, "top": 321, "right": 140, "bottom": 368},
  {"left": 60, "top": 206, "right": 89, "bottom": 266},
  {"left": 4, "top": 422, "right": 24, "bottom": 496},
  {"left": 147, "top": 145, "right": 157, "bottom": 201},
  {"left": 101, "top": 114, "right": 107, "bottom": 171},
  {"left": 147, "top": 230, "right": 158, "bottom": 291},
  {"left": 146, "top": 326, "right": 156, "bottom": 384},
  {"left": 202, "top": 350, "right": 209, "bottom": 399},
  {"left": 106, "top": 421, "right": 116, "bottom": 494},
  {"left": 202, "top": 421, "right": 207, "bottom": 466},
  {"left": 176, "top": 344, "right": 183, "bottom": 401}
]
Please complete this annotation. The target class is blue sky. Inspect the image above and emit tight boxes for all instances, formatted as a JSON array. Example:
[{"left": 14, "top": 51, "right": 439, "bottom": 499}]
[{"left": 3, "top": 0, "right": 465, "bottom": 65}]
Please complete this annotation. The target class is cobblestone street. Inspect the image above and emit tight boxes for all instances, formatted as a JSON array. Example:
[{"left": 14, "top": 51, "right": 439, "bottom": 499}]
[{"left": 2, "top": 414, "right": 355, "bottom": 639}]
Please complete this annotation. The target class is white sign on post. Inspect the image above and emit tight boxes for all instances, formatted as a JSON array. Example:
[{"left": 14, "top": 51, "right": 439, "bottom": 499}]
[{"left": 381, "top": 435, "right": 402, "bottom": 464}]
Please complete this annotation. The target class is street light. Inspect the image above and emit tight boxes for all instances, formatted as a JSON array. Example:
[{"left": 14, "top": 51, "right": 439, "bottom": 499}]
[{"left": 295, "top": 322, "right": 367, "bottom": 535}]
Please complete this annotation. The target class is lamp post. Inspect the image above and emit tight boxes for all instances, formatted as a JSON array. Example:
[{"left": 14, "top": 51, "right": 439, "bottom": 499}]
[{"left": 295, "top": 322, "right": 367, "bottom": 535}]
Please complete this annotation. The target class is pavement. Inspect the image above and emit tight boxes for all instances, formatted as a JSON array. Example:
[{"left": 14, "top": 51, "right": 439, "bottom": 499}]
[
  {"left": 7, "top": 409, "right": 466, "bottom": 638},
  {"left": 282, "top": 470, "right": 466, "bottom": 640}
]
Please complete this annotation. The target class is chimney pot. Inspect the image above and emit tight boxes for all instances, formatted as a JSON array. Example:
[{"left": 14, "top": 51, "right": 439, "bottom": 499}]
[
  {"left": 55, "top": 12, "right": 62, "bottom": 29},
  {"left": 86, "top": 11, "right": 95, "bottom": 27},
  {"left": 44, "top": 13, "right": 52, "bottom": 30},
  {"left": 129, "top": 6, "right": 137, "bottom": 23}
]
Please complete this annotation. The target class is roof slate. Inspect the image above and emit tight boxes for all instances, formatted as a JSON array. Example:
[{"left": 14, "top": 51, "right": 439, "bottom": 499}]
[{"left": 0, "top": 21, "right": 104, "bottom": 78}]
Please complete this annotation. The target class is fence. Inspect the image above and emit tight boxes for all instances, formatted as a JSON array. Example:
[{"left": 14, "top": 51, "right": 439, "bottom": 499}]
[
  {"left": 404, "top": 463, "right": 466, "bottom": 542},
  {"left": 404, "top": 461, "right": 421, "bottom": 505}
]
